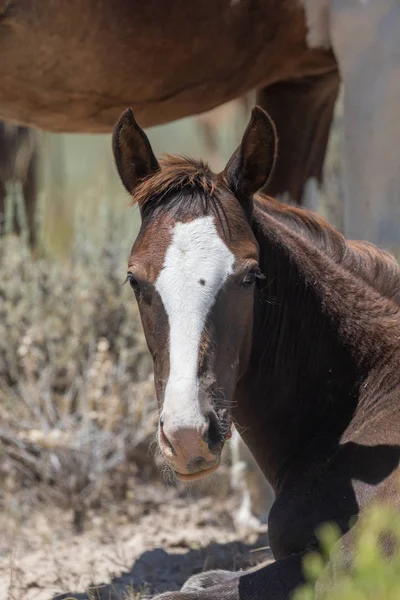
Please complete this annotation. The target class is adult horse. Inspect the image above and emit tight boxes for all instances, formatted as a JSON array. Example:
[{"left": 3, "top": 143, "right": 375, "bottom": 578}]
[
  {"left": 0, "top": 121, "right": 38, "bottom": 248},
  {"left": 0, "top": 0, "right": 399, "bottom": 251},
  {"left": 111, "top": 106, "right": 400, "bottom": 599}
]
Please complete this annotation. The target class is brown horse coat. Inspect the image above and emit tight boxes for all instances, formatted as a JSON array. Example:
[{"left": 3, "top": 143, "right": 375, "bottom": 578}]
[
  {"left": 2, "top": 1, "right": 399, "bottom": 250},
  {"left": 0, "top": 0, "right": 338, "bottom": 208}
]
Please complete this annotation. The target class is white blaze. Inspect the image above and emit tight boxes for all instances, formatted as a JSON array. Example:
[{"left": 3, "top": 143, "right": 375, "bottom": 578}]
[{"left": 155, "top": 216, "right": 235, "bottom": 428}]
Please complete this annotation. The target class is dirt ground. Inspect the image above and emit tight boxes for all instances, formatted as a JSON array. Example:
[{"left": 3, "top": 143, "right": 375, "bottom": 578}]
[{"left": 0, "top": 471, "right": 272, "bottom": 600}]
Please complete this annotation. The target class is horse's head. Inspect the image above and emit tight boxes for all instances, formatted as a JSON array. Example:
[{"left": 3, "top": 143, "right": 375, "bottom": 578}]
[{"left": 113, "top": 106, "right": 277, "bottom": 480}]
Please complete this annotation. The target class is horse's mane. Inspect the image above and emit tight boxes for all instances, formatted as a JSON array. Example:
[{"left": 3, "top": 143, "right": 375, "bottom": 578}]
[
  {"left": 132, "top": 155, "right": 400, "bottom": 305},
  {"left": 254, "top": 195, "right": 400, "bottom": 305}
]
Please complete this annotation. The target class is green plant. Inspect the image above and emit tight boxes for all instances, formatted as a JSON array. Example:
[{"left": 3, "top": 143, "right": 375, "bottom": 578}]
[{"left": 294, "top": 505, "right": 400, "bottom": 600}]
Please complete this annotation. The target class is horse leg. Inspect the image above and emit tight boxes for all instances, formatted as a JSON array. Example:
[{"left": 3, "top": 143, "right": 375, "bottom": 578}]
[
  {"left": 181, "top": 569, "right": 240, "bottom": 592},
  {"left": 0, "top": 180, "right": 5, "bottom": 236},
  {"left": 230, "top": 428, "right": 274, "bottom": 530},
  {"left": 256, "top": 70, "right": 340, "bottom": 210},
  {"left": 151, "top": 553, "right": 305, "bottom": 600},
  {"left": 329, "top": 0, "right": 400, "bottom": 255},
  {"left": 152, "top": 528, "right": 360, "bottom": 600},
  {"left": 23, "top": 147, "right": 38, "bottom": 250}
]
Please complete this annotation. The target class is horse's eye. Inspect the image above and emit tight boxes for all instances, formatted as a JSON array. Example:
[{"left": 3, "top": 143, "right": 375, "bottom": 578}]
[
  {"left": 127, "top": 272, "right": 139, "bottom": 291},
  {"left": 242, "top": 267, "right": 264, "bottom": 286}
]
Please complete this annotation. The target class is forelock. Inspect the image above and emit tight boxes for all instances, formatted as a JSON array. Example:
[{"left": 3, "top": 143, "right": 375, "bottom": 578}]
[{"left": 132, "top": 155, "right": 234, "bottom": 234}]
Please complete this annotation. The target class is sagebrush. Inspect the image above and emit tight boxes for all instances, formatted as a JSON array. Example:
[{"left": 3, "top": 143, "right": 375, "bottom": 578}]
[{"left": 0, "top": 231, "right": 157, "bottom": 530}]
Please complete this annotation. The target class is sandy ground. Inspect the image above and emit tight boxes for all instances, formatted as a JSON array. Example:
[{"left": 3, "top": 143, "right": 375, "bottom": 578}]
[{"left": 0, "top": 474, "right": 272, "bottom": 600}]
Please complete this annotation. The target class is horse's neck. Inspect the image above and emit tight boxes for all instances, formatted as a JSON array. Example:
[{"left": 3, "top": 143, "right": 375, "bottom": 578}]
[{"left": 234, "top": 207, "right": 400, "bottom": 489}]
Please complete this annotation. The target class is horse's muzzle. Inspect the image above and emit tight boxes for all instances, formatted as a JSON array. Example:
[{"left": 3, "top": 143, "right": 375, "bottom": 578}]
[{"left": 158, "top": 414, "right": 224, "bottom": 478}]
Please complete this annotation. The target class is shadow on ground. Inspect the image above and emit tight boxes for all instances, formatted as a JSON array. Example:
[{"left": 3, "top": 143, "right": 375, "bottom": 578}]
[{"left": 53, "top": 534, "right": 272, "bottom": 600}]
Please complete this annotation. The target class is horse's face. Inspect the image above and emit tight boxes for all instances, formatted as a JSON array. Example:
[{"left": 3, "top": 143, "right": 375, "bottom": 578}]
[
  {"left": 113, "top": 107, "right": 277, "bottom": 480},
  {"left": 128, "top": 205, "right": 260, "bottom": 479}
]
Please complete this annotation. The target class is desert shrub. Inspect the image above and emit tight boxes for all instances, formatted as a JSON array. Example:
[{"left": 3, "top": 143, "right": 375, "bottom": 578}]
[
  {"left": 294, "top": 505, "right": 400, "bottom": 600},
  {"left": 0, "top": 231, "right": 157, "bottom": 530}
]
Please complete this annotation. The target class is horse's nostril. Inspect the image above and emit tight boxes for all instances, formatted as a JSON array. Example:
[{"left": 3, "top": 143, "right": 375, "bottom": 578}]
[
  {"left": 160, "top": 424, "right": 175, "bottom": 455},
  {"left": 204, "top": 412, "right": 224, "bottom": 453}
]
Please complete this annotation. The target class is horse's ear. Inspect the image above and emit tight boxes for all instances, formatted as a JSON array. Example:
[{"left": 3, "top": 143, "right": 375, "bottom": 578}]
[
  {"left": 222, "top": 106, "right": 277, "bottom": 213},
  {"left": 112, "top": 108, "right": 160, "bottom": 194}
]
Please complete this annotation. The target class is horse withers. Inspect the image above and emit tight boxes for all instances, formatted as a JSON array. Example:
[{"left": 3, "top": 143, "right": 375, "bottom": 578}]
[{"left": 112, "top": 107, "right": 400, "bottom": 599}]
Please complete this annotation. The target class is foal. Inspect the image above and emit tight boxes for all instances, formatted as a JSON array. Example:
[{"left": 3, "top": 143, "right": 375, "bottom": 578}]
[{"left": 113, "top": 107, "right": 400, "bottom": 599}]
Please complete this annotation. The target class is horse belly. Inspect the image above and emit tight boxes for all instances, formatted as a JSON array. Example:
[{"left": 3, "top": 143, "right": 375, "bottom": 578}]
[{"left": 0, "top": 0, "right": 332, "bottom": 132}]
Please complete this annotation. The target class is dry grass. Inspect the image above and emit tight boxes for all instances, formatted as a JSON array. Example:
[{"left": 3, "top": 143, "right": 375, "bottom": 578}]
[{"left": 0, "top": 229, "right": 157, "bottom": 532}]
